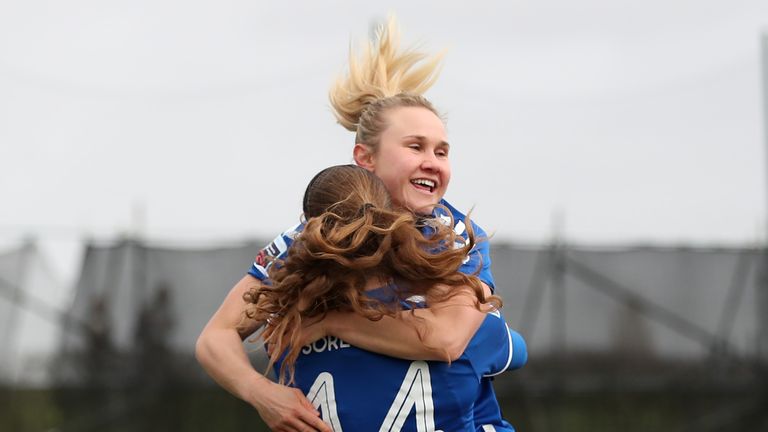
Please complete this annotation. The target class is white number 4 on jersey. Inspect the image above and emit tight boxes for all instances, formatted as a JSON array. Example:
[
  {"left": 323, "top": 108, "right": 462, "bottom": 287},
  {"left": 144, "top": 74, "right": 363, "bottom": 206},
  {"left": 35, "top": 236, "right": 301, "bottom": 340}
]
[{"left": 307, "top": 361, "right": 444, "bottom": 432}]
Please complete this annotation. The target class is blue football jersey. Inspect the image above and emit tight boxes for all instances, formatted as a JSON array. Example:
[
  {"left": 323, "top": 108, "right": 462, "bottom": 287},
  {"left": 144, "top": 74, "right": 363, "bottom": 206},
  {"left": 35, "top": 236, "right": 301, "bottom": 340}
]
[{"left": 277, "top": 307, "right": 526, "bottom": 431}]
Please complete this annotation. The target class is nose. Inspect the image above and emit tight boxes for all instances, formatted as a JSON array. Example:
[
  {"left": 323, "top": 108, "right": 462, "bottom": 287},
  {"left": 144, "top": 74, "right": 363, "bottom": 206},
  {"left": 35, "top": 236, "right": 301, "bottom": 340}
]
[{"left": 420, "top": 152, "right": 441, "bottom": 173}]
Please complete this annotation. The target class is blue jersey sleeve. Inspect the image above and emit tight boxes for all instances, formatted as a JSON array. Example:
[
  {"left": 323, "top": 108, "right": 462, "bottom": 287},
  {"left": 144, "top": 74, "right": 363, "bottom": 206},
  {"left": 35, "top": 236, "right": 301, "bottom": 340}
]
[
  {"left": 247, "top": 222, "right": 303, "bottom": 281},
  {"left": 463, "top": 311, "right": 527, "bottom": 432},
  {"left": 464, "top": 311, "right": 521, "bottom": 378},
  {"left": 507, "top": 328, "right": 528, "bottom": 371},
  {"left": 438, "top": 199, "right": 496, "bottom": 291},
  {"left": 467, "top": 220, "right": 495, "bottom": 291}
]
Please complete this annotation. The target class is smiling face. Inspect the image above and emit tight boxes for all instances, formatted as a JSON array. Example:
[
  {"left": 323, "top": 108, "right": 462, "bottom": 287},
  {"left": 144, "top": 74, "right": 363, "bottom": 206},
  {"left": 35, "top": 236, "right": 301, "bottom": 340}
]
[{"left": 354, "top": 106, "right": 451, "bottom": 214}]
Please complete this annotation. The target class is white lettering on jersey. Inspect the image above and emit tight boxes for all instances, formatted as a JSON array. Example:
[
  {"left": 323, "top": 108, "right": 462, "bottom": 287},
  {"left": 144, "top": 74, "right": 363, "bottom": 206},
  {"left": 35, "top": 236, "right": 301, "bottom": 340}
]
[
  {"left": 302, "top": 336, "right": 351, "bottom": 355},
  {"left": 307, "top": 372, "right": 343, "bottom": 432}
]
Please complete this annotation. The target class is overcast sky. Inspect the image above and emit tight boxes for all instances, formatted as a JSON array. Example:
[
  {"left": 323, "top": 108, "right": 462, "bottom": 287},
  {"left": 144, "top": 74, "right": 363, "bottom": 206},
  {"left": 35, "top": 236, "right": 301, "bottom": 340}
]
[{"left": 2, "top": 0, "right": 768, "bottom": 281}]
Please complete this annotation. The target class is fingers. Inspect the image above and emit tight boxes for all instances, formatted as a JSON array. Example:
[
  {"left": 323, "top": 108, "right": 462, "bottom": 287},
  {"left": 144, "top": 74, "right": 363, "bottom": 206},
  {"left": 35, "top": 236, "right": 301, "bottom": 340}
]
[
  {"left": 258, "top": 383, "right": 327, "bottom": 432},
  {"left": 270, "top": 409, "right": 328, "bottom": 432},
  {"left": 298, "top": 317, "right": 327, "bottom": 346},
  {"left": 296, "top": 412, "right": 332, "bottom": 432},
  {"left": 296, "top": 391, "right": 320, "bottom": 416},
  {"left": 279, "top": 411, "right": 330, "bottom": 432},
  {"left": 293, "top": 389, "right": 329, "bottom": 432}
]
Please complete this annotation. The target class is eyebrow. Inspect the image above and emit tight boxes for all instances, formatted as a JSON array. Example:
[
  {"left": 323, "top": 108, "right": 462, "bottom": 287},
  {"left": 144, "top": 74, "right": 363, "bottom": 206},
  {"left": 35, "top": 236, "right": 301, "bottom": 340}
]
[{"left": 402, "top": 135, "right": 451, "bottom": 148}]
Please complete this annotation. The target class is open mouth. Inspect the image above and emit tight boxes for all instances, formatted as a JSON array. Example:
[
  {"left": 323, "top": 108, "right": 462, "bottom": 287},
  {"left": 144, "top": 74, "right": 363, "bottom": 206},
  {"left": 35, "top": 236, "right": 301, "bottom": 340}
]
[{"left": 411, "top": 178, "right": 436, "bottom": 193}]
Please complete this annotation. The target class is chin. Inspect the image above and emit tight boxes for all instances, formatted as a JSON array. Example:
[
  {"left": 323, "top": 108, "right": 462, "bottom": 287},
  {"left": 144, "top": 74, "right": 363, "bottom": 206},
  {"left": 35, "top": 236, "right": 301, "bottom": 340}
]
[{"left": 411, "top": 201, "right": 439, "bottom": 215}]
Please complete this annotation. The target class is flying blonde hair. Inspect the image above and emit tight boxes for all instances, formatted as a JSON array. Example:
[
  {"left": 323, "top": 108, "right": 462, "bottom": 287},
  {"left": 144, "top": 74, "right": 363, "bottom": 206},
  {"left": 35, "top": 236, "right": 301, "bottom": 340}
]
[{"left": 329, "top": 15, "right": 445, "bottom": 149}]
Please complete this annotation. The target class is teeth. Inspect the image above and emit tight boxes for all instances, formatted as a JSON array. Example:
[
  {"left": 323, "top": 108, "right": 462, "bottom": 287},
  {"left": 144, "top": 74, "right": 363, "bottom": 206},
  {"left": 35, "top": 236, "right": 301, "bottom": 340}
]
[{"left": 411, "top": 179, "right": 436, "bottom": 188}]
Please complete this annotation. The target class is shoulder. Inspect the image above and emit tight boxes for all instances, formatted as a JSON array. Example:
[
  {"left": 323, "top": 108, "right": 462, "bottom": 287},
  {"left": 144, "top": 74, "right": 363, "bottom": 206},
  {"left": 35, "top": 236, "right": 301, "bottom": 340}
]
[
  {"left": 438, "top": 199, "right": 488, "bottom": 237},
  {"left": 248, "top": 222, "right": 305, "bottom": 279}
]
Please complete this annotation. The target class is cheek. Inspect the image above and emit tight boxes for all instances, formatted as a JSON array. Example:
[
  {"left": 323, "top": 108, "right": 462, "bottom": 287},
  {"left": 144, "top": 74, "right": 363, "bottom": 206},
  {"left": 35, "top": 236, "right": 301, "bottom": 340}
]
[
  {"left": 441, "top": 163, "right": 452, "bottom": 188},
  {"left": 375, "top": 168, "right": 406, "bottom": 200},
  {"left": 383, "top": 157, "right": 415, "bottom": 184}
]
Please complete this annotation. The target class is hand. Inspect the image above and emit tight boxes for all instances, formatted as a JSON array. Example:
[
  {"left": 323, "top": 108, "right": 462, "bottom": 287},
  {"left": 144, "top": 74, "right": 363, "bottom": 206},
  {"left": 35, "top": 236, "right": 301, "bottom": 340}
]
[
  {"left": 300, "top": 315, "right": 330, "bottom": 347},
  {"left": 249, "top": 380, "right": 331, "bottom": 432}
]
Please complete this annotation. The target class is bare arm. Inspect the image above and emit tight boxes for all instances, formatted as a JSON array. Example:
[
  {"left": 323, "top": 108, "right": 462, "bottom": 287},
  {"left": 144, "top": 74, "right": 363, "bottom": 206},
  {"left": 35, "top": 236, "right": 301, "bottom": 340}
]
[
  {"left": 313, "top": 282, "right": 493, "bottom": 362},
  {"left": 195, "top": 275, "right": 331, "bottom": 432}
]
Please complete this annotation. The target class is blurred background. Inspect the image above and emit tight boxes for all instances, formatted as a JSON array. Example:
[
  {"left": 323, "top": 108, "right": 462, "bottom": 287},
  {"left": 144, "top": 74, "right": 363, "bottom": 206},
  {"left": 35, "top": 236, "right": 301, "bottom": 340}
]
[{"left": 1, "top": 0, "right": 767, "bottom": 430}]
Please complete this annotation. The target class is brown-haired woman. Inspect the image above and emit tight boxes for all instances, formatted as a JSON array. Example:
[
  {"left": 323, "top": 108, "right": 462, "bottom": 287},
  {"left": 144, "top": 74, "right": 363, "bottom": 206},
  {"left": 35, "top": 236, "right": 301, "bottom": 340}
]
[{"left": 245, "top": 164, "right": 526, "bottom": 431}]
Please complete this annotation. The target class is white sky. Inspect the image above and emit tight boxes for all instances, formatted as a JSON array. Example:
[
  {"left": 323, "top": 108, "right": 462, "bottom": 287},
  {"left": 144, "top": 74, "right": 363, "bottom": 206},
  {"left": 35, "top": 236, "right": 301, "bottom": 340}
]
[{"left": 1, "top": 0, "right": 767, "bottom": 281}]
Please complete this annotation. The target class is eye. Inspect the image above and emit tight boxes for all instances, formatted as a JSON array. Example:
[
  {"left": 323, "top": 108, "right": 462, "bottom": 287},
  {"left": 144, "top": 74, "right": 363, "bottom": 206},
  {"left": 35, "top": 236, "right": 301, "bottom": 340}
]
[
  {"left": 436, "top": 148, "right": 449, "bottom": 157},
  {"left": 408, "top": 143, "right": 421, "bottom": 151}
]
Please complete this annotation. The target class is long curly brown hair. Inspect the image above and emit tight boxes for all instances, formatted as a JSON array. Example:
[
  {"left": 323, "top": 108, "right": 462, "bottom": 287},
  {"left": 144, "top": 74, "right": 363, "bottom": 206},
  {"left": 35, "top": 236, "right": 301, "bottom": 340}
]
[{"left": 243, "top": 165, "right": 500, "bottom": 384}]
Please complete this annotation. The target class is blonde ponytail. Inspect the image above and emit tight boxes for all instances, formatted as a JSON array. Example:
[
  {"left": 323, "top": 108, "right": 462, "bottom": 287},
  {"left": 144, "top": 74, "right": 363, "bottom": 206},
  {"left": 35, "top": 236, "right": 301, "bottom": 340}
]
[{"left": 329, "top": 16, "right": 444, "bottom": 148}]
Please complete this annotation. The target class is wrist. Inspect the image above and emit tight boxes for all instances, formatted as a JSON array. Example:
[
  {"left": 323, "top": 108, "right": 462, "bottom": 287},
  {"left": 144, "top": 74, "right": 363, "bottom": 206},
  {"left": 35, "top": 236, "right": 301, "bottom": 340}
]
[
  {"left": 323, "top": 311, "right": 342, "bottom": 337},
  {"left": 240, "top": 371, "right": 273, "bottom": 409}
]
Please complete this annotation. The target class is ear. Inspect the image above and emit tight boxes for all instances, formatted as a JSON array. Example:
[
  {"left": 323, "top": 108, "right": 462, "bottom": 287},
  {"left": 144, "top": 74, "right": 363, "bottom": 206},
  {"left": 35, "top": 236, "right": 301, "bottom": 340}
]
[{"left": 353, "top": 143, "right": 376, "bottom": 172}]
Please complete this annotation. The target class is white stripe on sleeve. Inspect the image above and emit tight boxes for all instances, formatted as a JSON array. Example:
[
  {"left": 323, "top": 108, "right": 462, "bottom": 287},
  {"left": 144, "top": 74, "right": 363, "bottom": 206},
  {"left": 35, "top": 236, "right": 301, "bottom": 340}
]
[{"left": 483, "top": 322, "right": 513, "bottom": 377}]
